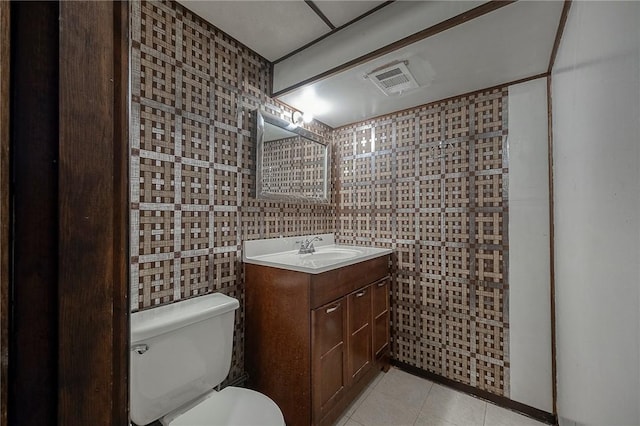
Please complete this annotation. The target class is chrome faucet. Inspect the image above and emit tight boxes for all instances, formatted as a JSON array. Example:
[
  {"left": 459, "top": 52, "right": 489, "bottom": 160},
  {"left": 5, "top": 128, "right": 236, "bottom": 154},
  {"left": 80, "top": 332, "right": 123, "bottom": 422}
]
[{"left": 296, "top": 236, "right": 323, "bottom": 254}]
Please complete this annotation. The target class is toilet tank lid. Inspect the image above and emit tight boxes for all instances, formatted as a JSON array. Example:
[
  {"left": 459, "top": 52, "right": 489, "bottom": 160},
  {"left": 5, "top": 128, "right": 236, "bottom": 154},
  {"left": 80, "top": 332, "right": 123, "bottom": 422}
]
[{"left": 131, "top": 293, "right": 239, "bottom": 343}]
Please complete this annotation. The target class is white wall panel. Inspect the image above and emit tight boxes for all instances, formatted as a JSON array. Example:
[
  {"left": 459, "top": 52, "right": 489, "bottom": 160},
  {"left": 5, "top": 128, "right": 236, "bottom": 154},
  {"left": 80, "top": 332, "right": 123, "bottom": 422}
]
[
  {"left": 552, "top": 2, "right": 640, "bottom": 424},
  {"left": 508, "top": 77, "right": 553, "bottom": 413}
]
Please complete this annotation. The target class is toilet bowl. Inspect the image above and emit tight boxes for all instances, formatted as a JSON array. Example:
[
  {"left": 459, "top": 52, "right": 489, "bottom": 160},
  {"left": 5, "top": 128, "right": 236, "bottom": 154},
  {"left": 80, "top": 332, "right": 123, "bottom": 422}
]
[
  {"left": 163, "top": 387, "right": 283, "bottom": 426},
  {"left": 130, "top": 293, "right": 285, "bottom": 426}
]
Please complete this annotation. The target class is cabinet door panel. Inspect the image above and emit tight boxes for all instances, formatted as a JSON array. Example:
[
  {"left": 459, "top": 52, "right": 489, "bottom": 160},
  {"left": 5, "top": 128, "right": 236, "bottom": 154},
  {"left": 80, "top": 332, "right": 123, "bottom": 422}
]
[
  {"left": 372, "top": 278, "right": 390, "bottom": 358},
  {"left": 350, "top": 288, "right": 370, "bottom": 331},
  {"left": 349, "top": 325, "right": 371, "bottom": 382},
  {"left": 312, "top": 299, "right": 346, "bottom": 421},
  {"left": 348, "top": 288, "right": 372, "bottom": 384},
  {"left": 315, "top": 300, "right": 344, "bottom": 355},
  {"left": 319, "top": 346, "right": 344, "bottom": 408}
]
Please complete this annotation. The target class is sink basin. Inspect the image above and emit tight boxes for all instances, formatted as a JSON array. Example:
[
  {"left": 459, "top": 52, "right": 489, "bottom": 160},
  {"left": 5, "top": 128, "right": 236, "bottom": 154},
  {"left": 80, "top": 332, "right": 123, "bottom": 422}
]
[
  {"left": 302, "top": 248, "right": 362, "bottom": 261},
  {"left": 243, "top": 235, "right": 392, "bottom": 274},
  {"left": 297, "top": 248, "right": 362, "bottom": 268}
]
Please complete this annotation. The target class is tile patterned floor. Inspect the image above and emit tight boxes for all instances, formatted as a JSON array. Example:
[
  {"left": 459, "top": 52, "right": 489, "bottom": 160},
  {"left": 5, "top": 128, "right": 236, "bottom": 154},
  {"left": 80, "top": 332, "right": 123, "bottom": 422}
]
[{"left": 335, "top": 367, "right": 548, "bottom": 426}]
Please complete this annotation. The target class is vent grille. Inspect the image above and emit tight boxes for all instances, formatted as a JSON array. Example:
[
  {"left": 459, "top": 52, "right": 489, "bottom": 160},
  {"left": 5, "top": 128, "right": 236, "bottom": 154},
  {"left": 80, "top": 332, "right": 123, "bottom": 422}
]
[{"left": 365, "top": 61, "right": 419, "bottom": 96}]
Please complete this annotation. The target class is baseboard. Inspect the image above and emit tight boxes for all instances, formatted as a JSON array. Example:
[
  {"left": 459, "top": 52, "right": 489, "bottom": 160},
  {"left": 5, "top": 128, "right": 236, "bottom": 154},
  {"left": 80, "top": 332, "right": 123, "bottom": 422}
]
[{"left": 391, "top": 360, "right": 557, "bottom": 425}]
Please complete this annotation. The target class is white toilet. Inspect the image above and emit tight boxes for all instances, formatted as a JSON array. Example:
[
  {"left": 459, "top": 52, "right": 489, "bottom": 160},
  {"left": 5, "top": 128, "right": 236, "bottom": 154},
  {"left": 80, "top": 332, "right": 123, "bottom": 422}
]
[{"left": 130, "top": 293, "right": 285, "bottom": 426}]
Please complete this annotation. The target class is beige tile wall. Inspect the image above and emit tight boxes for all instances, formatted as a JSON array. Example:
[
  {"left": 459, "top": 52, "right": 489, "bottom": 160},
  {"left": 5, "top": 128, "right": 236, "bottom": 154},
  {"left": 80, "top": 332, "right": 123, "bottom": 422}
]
[
  {"left": 129, "top": 0, "right": 334, "bottom": 381},
  {"left": 333, "top": 88, "right": 510, "bottom": 396}
]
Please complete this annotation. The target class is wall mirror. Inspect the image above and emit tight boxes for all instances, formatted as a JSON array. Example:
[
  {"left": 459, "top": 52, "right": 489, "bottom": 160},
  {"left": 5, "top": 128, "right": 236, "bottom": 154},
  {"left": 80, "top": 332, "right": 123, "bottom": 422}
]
[{"left": 255, "top": 109, "right": 330, "bottom": 202}]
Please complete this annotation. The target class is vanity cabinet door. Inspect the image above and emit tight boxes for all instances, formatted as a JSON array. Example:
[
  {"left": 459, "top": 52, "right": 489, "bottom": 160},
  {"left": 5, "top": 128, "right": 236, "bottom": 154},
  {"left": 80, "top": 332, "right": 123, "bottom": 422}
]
[
  {"left": 372, "top": 278, "right": 390, "bottom": 359},
  {"left": 312, "top": 298, "right": 347, "bottom": 422},
  {"left": 347, "top": 286, "right": 372, "bottom": 385}
]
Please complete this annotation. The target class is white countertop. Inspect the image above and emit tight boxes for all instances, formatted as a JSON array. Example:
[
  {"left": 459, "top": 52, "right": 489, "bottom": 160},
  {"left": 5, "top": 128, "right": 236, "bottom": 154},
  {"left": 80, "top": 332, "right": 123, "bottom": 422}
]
[{"left": 243, "top": 234, "right": 392, "bottom": 274}]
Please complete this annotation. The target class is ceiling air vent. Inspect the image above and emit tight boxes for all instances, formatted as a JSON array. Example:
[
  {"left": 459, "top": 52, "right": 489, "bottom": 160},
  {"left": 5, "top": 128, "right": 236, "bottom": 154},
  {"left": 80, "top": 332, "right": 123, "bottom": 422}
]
[{"left": 364, "top": 60, "right": 419, "bottom": 96}]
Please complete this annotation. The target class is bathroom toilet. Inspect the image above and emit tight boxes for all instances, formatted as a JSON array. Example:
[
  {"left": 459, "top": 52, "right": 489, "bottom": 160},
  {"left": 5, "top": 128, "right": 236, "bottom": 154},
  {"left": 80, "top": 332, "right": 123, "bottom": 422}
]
[{"left": 130, "top": 293, "right": 285, "bottom": 426}]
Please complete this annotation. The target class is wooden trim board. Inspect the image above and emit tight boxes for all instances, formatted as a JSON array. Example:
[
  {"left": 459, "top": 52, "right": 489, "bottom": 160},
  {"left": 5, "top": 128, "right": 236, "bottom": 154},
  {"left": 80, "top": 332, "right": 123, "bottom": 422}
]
[{"left": 0, "top": 3, "right": 10, "bottom": 425}]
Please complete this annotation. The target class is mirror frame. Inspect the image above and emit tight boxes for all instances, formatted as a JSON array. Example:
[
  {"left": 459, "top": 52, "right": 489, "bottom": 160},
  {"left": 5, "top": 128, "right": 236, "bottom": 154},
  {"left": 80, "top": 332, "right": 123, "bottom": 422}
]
[{"left": 255, "top": 109, "right": 330, "bottom": 203}]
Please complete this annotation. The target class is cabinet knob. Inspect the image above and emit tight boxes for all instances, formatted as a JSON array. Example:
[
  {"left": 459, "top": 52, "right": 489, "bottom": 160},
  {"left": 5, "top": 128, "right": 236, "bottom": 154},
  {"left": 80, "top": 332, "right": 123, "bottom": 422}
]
[
  {"left": 377, "top": 281, "right": 386, "bottom": 287},
  {"left": 356, "top": 290, "right": 366, "bottom": 297},
  {"left": 326, "top": 303, "right": 340, "bottom": 314}
]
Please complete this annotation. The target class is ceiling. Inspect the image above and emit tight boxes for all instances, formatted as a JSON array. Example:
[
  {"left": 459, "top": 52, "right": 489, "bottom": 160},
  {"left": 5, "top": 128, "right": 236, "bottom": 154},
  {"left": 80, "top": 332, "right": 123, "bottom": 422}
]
[
  {"left": 178, "top": 0, "right": 387, "bottom": 61},
  {"left": 177, "top": 1, "right": 565, "bottom": 128}
]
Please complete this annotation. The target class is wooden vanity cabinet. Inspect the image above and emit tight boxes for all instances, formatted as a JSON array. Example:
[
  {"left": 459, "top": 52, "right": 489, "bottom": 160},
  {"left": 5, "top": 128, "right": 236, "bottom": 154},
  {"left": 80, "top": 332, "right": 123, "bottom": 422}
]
[{"left": 245, "top": 255, "right": 390, "bottom": 426}]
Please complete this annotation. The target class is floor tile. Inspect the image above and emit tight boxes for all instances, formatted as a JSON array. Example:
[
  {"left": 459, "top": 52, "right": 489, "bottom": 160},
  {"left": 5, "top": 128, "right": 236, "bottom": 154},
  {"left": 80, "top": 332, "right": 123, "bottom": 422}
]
[
  {"left": 373, "top": 367, "right": 433, "bottom": 410},
  {"left": 484, "top": 403, "right": 546, "bottom": 426},
  {"left": 351, "top": 388, "right": 421, "bottom": 426},
  {"left": 346, "top": 381, "right": 376, "bottom": 416},
  {"left": 420, "top": 384, "right": 487, "bottom": 426},
  {"left": 333, "top": 368, "right": 546, "bottom": 426},
  {"left": 414, "top": 411, "right": 460, "bottom": 426},
  {"left": 369, "top": 370, "right": 385, "bottom": 388},
  {"left": 335, "top": 414, "right": 350, "bottom": 426}
]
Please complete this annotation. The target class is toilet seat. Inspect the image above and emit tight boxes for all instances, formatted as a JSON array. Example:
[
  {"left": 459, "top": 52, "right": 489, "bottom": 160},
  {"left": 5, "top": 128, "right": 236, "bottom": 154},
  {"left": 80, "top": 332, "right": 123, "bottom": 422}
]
[{"left": 164, "top": 386, "right": 285, "bottom": 426}]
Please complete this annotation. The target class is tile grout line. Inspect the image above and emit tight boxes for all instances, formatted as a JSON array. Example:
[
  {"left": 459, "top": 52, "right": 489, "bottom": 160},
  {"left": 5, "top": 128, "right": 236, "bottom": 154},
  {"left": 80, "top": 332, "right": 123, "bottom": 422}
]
[
  {"left": 482, "top": 399, "right": 488, "bottom": 426},
  {"left": 414, "top": 379, "right": 434, "bottom": 423}
]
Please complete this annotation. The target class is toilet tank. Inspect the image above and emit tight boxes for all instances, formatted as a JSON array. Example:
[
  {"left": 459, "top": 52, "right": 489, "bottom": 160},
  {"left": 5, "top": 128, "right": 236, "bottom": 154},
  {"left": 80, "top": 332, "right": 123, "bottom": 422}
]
[{"left": 130, "top": 293, "right": 240, "bottom": 426}]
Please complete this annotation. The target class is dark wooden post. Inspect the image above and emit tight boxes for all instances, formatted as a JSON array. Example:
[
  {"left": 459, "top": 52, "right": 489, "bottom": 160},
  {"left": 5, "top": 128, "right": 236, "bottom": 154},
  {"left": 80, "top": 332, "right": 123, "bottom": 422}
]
[
  {"left": 57, "top": 1, "right": 129, "bottom": 424},
  {"left": 8, "top": 2, "right": 129, "bottom": 424}
]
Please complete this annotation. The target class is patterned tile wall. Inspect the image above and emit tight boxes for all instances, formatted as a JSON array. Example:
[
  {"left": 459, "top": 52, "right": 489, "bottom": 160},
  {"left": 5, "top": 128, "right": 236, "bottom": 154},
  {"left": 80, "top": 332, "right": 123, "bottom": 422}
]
[
  {"left": 129, "top": 0, "right": 334, "bottom": 382},
  {"left": 333, "top": 88, "right": 510, "bottom": 396},
  {"left": 130, "top": 0, "right": 509, "bottom": 397}
]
